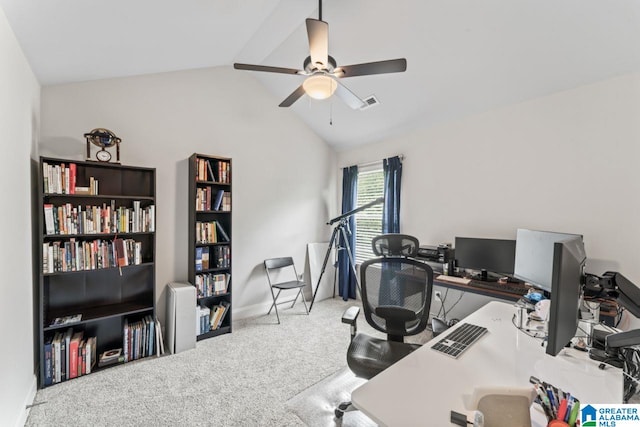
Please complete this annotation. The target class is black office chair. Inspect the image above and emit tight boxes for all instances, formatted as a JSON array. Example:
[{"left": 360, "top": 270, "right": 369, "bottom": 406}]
[
  {"left": 264, "top": 257, "right": 309, "bottom": 324},
  {"left": 336, "top": 234, "right": 434, "bottom": 419}
]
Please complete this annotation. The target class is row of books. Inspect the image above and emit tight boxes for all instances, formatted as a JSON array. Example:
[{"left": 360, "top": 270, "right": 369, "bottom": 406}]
[
  {"left": 212, "top": 245, "right": 230, "bottom": 268},
  {"left": 195, "top": 187, "right": 231, "bottom": 212},
  {"left": 195, "top": 245, "right": 230, "bottom": 272},
  {"left": 195, "top": 273, "right": 230, "bottom": 298},
  {"left": 44, "top": 201, "right": 155, "bottom": 235},
  {"left": 195, "top": 220, "right": 229, "bottom": 244},
  {"left": 196, "top": 301, "right": 230, "bottom": 335},
  {"left": 44, "top": 328, "right": 97, "bottom": 386},
  {"left": 195, "top": 157, "right": 231, "bottom": 184},
  {"left": 123, "top": 315, "right": 161, "bottom": 362},
  {"left": 42, "top": 237, "right": 143, "bottom": 273},
  {"left": 42, "top": 161, "right": 99, "bottom": 195}
]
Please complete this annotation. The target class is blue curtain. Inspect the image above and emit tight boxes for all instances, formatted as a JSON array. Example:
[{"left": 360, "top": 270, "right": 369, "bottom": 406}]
[
  {"left": 382, "top": 156, "right": 402, "bottom": 233},
  {"left": 338, "top": 165, "right": 358, "bottom": 300}
]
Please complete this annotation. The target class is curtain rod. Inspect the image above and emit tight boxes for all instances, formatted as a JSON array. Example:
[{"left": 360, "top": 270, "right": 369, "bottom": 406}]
[{"left": 355, "top": 154, "right": 405, "bottom": 169}]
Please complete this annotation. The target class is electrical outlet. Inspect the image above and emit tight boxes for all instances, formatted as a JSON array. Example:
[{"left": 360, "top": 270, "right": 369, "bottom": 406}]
[{"left": 435, "top": 291, "right": 442, "bottom": 300}]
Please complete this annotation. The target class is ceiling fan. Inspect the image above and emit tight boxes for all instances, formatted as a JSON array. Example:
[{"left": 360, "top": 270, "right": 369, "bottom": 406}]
[{"left": 233, "top": 0, "right": 407, "bottom": 109}]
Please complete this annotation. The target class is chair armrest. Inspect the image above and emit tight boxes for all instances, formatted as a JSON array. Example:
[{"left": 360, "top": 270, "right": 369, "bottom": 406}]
[
  {"left": 342, "top": 306, "right": 360, "bottom": 325},
  {"left": 342, "top": 306, "right": 360, "bottom": 341}
]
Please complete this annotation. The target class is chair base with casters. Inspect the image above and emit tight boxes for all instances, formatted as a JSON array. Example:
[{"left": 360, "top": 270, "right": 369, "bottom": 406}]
[{"left": 264, "top": 257, "right": 309, "bottom": 324}]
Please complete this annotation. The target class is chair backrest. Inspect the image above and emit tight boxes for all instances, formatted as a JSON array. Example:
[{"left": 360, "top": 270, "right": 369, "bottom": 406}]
[
  {"left": 372, "top": 234, "right": 419, "bottom": 257},
  {"left": 264, "top": 257, "right": 299, "bottom": 284},
  {"left": 360, "top": 256, "right": 433, "bottom": 342}
]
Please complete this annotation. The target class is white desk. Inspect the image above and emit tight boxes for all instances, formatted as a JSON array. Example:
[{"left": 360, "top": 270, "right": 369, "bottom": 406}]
[{"left": 351, "top": 301, "right": 622, "bottom": 427}]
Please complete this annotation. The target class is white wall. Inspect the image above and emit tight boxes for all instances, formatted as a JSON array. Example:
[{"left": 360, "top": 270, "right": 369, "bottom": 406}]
[
  {"left": 0, "top": 5, "right": 40, "bottom": 427},
  {"left": 40, "top": 67, "right": 337, "bottom": 323},
  {"left": 338, "top": 74, "right": 640, "bottom": 325}
]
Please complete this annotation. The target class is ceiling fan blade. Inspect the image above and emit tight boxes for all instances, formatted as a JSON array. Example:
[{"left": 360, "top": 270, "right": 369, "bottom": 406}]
[
  {"left": 337, "top": 58, "right": 407, "bottom": 78},
  {"left": 306, "top": 18, "right": 329, "bottom": 69},
  {"left": 234, "top": 63, "right": 302, "bottom": 75},
  {"left": 279, "top": 85, "right": 306, "bottom": 107},
  {"left": 334, "top": 81, "right": 366, "bottom": 110}
]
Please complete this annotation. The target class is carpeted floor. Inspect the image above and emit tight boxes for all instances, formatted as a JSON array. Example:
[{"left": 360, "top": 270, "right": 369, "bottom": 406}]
[{"left": 26, "top": 298, "right": 431, "bottom": 426}]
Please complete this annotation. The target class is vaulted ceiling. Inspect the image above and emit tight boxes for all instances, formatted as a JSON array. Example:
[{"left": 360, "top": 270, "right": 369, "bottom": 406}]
[{"left": 2, "top": 0, "right": 639, "bottom": 150}]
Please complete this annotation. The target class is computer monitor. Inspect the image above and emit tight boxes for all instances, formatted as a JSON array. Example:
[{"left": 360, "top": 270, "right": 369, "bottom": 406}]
[
  {"left": 454, "top": 237, "right": 516, "bottom": 281},
  {"left": 546, "top": 236, "right": 586, "bottom": 356},
  {"left": 514, "top": 229, "right": 582, "bottom": 292}
]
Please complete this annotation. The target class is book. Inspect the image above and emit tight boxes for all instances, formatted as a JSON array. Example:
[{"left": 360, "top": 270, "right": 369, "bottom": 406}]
[
  {"left": 207, "top": 159, "right": 217, "bottom": 182},
  {"left": 213, "top": 190, "right": 224, "bottom": 211},
  {"left": 98, "top": 348, "right": 124, "bottom": 367},
  {"left": 69, "top": 331, "right": 83, "bottom": 379},
  {"left": 147, "top": 315, "right": 155, "bottom": 357},
  {"left": 155, "top": 317, "right": 164, "bottom": 356},
  {"left": 202, "top": 247, "right": 209, "bottom": 270},
  {"left": 86, "top": 336, "right": 96, "bottom": 374},
  {"left": 53, "top": 332, "right": 62, "bottom": 383},
  {"left": 50, "top": 313, "right": 82, "bottom": 327},
  {"left": 215, "top": 221, "right": 230, "bottom": 242},
  {"left": 61, "top": 328, "right": 73, "bottom": 381},
  {"left": 114, "top": 238, "right": 128, "bottom": 267},
  {"left": 44, "top": 204, "right": 56, "bottom": 235},
  {"left": 123, "top": 318, "right": 129, "bottom": 362},
  {"left": 74, "top": 186, "right": 91, "bottom": 195},
  {"left": 69, "top": 163, "right": 76, "bottom": 194},
  {"left": 195, "top": 247, "right": 203, "bottom": 271},
  {"left": 219, "top": 300, "right": 231, "bottom": 326},
  {"left": 79, "top": 340, "right": 86, "bottom": 376},
  {"left": 44, "top": 336, "right": 53, "bottom": 386}
]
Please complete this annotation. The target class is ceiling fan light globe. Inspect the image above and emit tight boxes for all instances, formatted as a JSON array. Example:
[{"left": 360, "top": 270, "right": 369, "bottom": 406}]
[{"left": 303, "top": 74, "right": 337, "bottom": 100}]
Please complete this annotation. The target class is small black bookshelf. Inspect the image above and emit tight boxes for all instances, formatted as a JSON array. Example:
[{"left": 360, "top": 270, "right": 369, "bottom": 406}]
[{"left": 188, "top": 154, "right": 232, "bottom": 340}]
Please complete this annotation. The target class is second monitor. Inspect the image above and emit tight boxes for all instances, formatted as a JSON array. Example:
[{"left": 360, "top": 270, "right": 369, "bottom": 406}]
[{"left": 454, "top": 237, "right": 516, "bottom": 281}]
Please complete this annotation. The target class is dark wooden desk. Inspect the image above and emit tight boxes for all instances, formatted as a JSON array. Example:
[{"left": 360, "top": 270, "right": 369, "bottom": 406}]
[
  {"left": 433, "top": 275, "right": 528, "bottom": 302},
  {"left": 434, "top": 275, "right": 619, "bottom": 326}
]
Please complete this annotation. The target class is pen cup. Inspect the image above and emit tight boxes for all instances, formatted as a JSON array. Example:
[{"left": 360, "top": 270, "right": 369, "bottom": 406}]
[{"left": 547, "top": 421, "right": 569, "bottom": 427}]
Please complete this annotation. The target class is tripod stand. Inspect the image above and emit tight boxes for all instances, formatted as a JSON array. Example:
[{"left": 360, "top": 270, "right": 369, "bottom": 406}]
[{"left": 309, "top": 197, "right": 383, "bottom": 312}]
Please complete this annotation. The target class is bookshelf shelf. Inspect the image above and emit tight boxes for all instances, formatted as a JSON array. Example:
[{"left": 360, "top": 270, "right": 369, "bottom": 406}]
[
  {"left": 42, "top": 262, "right": 154, "bottom": 276},
  {"left": 35, "top": 156, "right": 158, "bottom": 387},
  {"left": 189, "top": 153, "right": 232, "bottom": 339},
  {"left": 43, "top": 232, "right": 154, "bottom": 240},
  {"left": 196, "top": 325, "right": 232, "bottom": 341},
  {"left": 44, "top": 193, "right": 155, "bottom": 201},
  {"left": 44, "top": 303, "right": 154, "bottom": 331}
]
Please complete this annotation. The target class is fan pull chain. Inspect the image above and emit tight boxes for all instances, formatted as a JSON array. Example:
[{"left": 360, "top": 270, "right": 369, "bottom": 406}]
[{"left": 329, "top": 101, "right": 333, "bottom": 126}]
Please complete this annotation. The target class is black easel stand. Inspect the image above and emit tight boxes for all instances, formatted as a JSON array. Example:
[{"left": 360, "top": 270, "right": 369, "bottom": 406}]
[{"left": 309, "top": 197, "right": 383, "bottom": 312}]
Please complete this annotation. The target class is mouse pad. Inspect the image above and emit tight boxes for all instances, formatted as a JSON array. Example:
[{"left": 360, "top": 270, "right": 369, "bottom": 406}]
[{"left": 477, "top": 394, "right": 532, "bottom": 427}]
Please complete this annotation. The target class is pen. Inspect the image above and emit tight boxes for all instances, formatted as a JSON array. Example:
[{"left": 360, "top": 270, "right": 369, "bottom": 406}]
[
  {"left": 546, "top": 386, "right": 557, "bottom": 417},
  {"left": 568, "top": 399, "right": 580, "bottom": 427},
  {"left": 534, "top": 385, "right": 552, "bottom": 420},
  {"left": 557, "top": 398, "right": 568, "bottom": 421},
  {"left": 536, "top": 386, "right": 555, "bottom": 420},
  {"left": 564, "top": 399, "right": 572, "bottom": 422}
]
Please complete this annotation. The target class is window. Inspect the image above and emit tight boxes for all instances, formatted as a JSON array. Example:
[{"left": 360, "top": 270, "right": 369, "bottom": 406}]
[{"left": 354, "top": 165, "right": 384, "bottom": 264}]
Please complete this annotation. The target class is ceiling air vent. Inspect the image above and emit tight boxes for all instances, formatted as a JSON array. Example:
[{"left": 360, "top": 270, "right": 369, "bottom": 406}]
[{"left": 360, "top": 95, "right": 380, "bottom": 110}]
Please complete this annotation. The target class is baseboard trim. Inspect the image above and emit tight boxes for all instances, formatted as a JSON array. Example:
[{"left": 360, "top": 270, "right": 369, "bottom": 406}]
[
  {"left": 233, "top": 294, "right": 335, "bottom": 321},
  {"left": 15, "top": 374, "right": 37, "bottom": 427}
]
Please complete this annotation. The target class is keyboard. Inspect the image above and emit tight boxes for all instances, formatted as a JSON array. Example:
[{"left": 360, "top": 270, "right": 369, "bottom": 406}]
[{"left": 431, "top": 322, "right": 488, "bottom": 359}]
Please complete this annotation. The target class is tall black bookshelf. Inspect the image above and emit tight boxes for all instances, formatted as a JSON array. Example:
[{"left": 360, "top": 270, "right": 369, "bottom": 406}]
[
  {"left": 35, "top": 156, "right": 157, "bottom": 387},
  {"left": 188, "top": 153, "right": 232, "bottom": 340}
]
